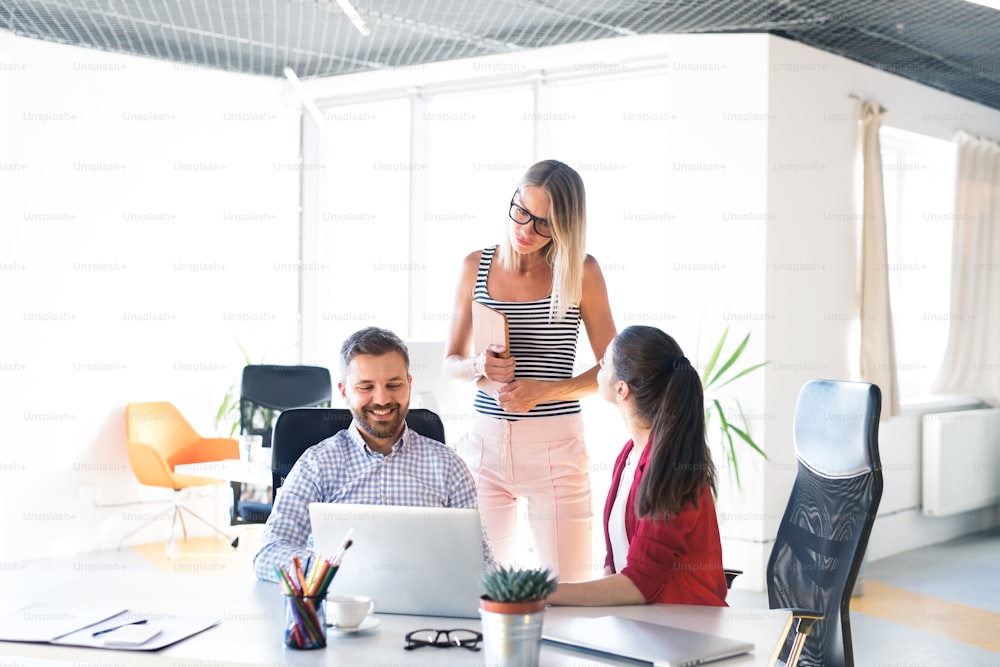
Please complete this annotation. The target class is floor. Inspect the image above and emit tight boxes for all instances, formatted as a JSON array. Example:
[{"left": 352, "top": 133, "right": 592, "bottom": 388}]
[
  {"left": 727, "top": 526, "right": 1000, "bottom": 666},
  {"left": 10, "top": 525, "right": 1000, "bottom": 666}
]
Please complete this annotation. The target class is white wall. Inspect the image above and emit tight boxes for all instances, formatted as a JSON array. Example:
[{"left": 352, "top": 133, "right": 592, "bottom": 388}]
[
  {"left": 762, "top": 36, "right": 1000, "bottom": 584},
  {"left": 0, "top": 33, "right": 302, "bottom": 561},
  {"left": 611, "top": 34, "right": 772, "bottom": 589}
]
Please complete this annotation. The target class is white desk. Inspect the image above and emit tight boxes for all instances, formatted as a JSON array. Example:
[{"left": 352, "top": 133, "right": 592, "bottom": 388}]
[
  {"left": 175, "top": 459, "right": 273, "bottom": 487},
  {"left": 0, "top": 568, "right": 790, "bottom": 666}
]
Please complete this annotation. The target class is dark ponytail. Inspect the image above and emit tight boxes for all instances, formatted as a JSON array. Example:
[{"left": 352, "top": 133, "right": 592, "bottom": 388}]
[{"left": 612, "top": 325, "right": 716, "bottom": 518}]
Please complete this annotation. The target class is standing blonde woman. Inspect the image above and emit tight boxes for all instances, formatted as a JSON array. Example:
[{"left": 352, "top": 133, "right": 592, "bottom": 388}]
[{"left": 444, "top": 159, "right": 616, "bottom": 582}]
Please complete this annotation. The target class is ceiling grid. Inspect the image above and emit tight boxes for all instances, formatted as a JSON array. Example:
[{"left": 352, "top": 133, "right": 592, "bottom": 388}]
[{"left": 1, "top": 0, "right": 998, "bottom": 110}]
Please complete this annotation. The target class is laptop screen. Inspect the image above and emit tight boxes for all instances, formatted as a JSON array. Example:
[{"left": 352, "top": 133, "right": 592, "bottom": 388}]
[{"left": 309, "top": 503, "right": 485, "bottom": 618}]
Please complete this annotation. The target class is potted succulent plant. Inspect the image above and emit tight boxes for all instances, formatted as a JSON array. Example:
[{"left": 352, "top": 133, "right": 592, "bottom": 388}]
[{"left": 479, "top": 566, "right": 558, "bottom": 667}]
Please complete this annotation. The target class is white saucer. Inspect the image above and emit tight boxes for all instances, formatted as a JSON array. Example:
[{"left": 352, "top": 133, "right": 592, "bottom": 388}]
[{"left": 327, "top": 617, "right": 381, "bottom": 634}]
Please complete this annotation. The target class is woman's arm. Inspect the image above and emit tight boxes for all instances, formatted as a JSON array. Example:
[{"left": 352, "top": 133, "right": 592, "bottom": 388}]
[
  {"left": 494, "top": 255, "right": 617, "bottom": 412},
  {"left": 545, "top": 573, "right": 647, "bottom": 606},
  {"left": 579, "top": 254, "right": 618, "bottom": 366},
  {"left": 443, "top": 250, "right": 515, "bottom": 383}
]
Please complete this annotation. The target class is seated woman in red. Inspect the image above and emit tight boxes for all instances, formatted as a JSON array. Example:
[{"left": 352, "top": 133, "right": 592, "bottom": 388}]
[{"left": 546, "top": 325, "right": 728, "bottom": 607}]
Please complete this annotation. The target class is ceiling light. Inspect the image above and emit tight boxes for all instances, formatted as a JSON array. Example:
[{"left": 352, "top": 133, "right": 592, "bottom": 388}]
[{"left": 336, "top": 0, "right": 371, "bottom": 36}]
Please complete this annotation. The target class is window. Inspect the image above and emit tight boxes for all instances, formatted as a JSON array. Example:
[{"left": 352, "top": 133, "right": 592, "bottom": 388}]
[
  {"left": 305, "top": 66, "right": 687, "bottom": 573},
  {"left": 880, "top": 127, "right": 957, "bottom": 398},
  {"left": 419, "top": 87, "right": 535, "bottom": 342},
  {"left": 312, "top": 98, "right": 411, "bottom": 364}
]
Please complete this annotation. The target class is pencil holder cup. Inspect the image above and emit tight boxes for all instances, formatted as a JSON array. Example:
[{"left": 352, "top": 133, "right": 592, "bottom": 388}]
[{"left": 283, "top": 593, "right": 327, "bottom": 649}]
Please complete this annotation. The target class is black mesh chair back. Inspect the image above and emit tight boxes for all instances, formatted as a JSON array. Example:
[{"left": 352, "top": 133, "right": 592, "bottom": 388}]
[
  {"left": 767, "top": 379, "right": 882, "bottom": 667},
  {"left": 233, "top": 364, "right": 333, "bottom": 524},
  {"left": 270, "top": 407, "right": 446, "bottom": 490},
  {"left": 239, "top": 365, "right": 333, "bottom": 448}
]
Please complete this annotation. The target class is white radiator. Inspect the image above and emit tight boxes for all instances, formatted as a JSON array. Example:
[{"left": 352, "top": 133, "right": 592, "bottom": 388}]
[{"left": 922, "top": 408, "right": 1000, "bottom": 517}]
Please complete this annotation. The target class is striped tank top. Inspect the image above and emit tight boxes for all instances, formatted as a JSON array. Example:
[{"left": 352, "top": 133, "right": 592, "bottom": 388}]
[{"left": 473, "top": 245, "right": 582, "bottom": 420}]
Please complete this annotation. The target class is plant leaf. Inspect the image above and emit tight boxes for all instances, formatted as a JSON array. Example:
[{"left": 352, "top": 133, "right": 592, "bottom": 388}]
[
  {"left": 699, "top": 329, "right": 769, "bottom": 488},
  {"left": 702, "top": 326, "right": 728, "bottom": 388},
  {"left": 708, "top": 332, "right": 749, "bottom": 388},
  {"left": 710, "top": 399, "right": 741, "bottom": 489},
  {"left": 236, "top": 337, "right": 253, "bottom": 365},
  {"left": 726, "top": 421, "right": 768, "bottom": 459},
  {"left": 214, "top": 386, "right": 234, "bottom": 426},
  {"left": 712, "top": 361, "right": 769, "bottom": 392}
]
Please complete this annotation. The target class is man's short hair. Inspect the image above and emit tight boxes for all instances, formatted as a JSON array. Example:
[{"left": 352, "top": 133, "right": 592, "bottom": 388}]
[{"left": 339, "top": 327, "right": 410, "bottom": 379}]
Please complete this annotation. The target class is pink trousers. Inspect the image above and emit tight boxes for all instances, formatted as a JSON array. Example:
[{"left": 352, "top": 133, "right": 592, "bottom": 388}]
[{"left": 457, "top": 413, "right": 593, "bottom": 582}]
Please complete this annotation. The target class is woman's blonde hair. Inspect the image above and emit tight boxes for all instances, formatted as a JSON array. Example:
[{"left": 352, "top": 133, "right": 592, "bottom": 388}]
[{"left": 499, "top": 159, "right": 587, "bottom": 321}]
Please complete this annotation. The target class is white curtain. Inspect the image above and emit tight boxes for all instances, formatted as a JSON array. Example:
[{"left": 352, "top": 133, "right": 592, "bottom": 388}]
[
  {"left": 931, "top": 131, "right": 1000, "bottom": 404},
  {"left": 859, "top": 101, "right": 901, "bottom": 419}
]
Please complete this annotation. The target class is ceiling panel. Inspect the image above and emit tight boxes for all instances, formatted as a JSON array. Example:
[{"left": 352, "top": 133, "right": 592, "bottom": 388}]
[{"left": 2, "top": 0, "right": 999, "bottom": 110}]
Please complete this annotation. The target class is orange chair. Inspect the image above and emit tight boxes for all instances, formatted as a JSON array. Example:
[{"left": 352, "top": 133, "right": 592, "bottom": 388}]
[{"left": 121, "top": 401, "right": 240, "bottom": 555}]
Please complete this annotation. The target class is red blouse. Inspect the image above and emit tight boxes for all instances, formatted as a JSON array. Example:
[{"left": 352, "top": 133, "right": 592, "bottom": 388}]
[{"left": 603, "top": 438, "right": 728, "bottom": 606}]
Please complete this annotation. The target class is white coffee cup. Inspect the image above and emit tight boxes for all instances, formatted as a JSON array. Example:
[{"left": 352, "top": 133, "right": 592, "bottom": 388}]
[
  {"left": 327, "top": 594, "right": 375, "bottom": 629},
  {"left": 238, "top": 434, "right": 263, "bottom": 464}
]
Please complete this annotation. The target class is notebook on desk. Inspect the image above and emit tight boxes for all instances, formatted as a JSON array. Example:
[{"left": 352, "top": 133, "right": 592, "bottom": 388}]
[
  {"left": 309, "top": 503, "right": 485, "bottom": 618},
  {"left": 542, "top": 615, "right": 754, "bottom": 667},
  {"left": 0, "top": 603, "right": 220, "bottom": 651}
]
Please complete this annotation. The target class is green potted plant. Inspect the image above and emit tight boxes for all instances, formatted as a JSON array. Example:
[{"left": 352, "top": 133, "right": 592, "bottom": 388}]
[
  {"left": 479, "top": 565, "right": 558, "bottom": 667},
  {"left": 700, "top": 326, "right": 769, "bottom": 489},
  {"left": 213, "top": 339, "right": 254, "bottom": 438}
]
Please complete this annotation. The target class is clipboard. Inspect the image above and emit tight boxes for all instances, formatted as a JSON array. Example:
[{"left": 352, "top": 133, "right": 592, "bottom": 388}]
[
  {"left": 472, "top": 301, "right": 510, "bottom": 359},
  {"left": 52, "top": 611, "right": 221, "bottom": 651},
  {"left": 0, "top": 604, "right": 220, "bottom": 652}
]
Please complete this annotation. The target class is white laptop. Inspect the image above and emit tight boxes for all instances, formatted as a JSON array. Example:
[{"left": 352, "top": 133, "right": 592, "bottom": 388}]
[
  {"left": 542, "top": 615, "right": 754, "bottom": 667},
  {"left": 308, "top": 503, "right": 485, "bottom": 618}
]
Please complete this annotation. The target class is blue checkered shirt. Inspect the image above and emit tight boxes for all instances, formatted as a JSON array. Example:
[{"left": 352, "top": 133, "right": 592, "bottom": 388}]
[{"left": 253, "top": 421, "right": 490, "bottom": 582}]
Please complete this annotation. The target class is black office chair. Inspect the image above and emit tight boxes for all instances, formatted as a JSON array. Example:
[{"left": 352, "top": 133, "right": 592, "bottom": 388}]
[
  {"left": 232, "top": 364, "right": 333, "bottom": 524},
  {"left": 766, "top": 379, "right": 883, "bottom": 667},
  {"left": 270, "top": 407, "right": 446, "bottom": 491}
]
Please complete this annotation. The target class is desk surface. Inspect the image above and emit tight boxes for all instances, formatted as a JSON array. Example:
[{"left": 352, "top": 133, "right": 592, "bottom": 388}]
[
  {"left": 0, "top": 567, "right": 789, "bottom": 667},
  {"left": 175, "top": 459, "right": 273, "bottom": 487}
]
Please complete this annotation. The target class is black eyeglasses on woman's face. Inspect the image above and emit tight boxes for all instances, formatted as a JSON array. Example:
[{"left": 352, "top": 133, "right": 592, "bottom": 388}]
[
  {"left": 509, "top": 192, "right": 552, "bottom": 238},
  {"left": 404, "top": 628, "right": 482, "bottom": 651}
]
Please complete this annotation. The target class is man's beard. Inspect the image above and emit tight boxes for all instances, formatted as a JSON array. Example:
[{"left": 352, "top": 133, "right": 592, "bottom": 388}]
[{"left": 352, "top": 402, "right": 406, "bottom": 441}]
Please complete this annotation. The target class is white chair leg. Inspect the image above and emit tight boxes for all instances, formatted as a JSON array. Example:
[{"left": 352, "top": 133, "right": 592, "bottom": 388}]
[
  {"left": 119, "top": 489, "right": 239, "bottom": 555},
  {"left": 178, "top": 505, "right": 239, "bottom": 548},
  {"left": 118, "top": 511, "right": 165, "bottom": 550},
  {"left": 166, "top": 504, "right": 183, "bottom": 559}
]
